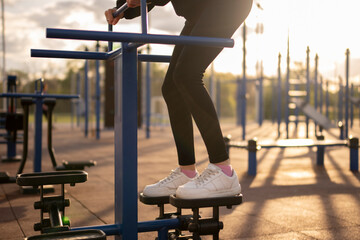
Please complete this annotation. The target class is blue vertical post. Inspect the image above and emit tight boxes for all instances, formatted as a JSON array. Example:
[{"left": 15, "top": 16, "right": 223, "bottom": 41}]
[
  {"left": 326, "top": 81, "right": 329, "bottom": 119},
  {"left": 277, "top": 53, "right": 281, "bottom": 138},
  {"left": 114, "top": 43, "right": 138, "bottom": 240},
  {"left": 349, "top": 137, "right": 358, "bottom": 172},
  {"left": 241, "top": 77, "right": 247, "bottom": 140},
  {"left": 5, "top": 75, "right": 17, "bottom": 160},
  {"left": 306, "top": 47, "right": 310, "bottom": 138},
  {"left": 241, "top": 23, "right": 246, "bottom": 140},
  {"left": 236, "top": 77, "right": 241, "bottom": 126},
  {"left": 248, "top": 139, "right": 257, "bottom": 176},
  {"left": 320, "top": 76, "right": 323, "bottom": 115},
  {"left": 272, "top": 78, "right": 275, "bottom": 124},
  {"left": 145, "top": 45, "right": 151, "bottom": 139},
  {"left": 76, "top": 72, "right": 81, "bottom": 127},
  {"left": 316, "top": 135, "right": 325, "bottom": 165},
  {"left": 351, "top": 84, "right": 354, "bottom": 129},
  {"left": 84, "top": 58, "right": 89, "bottom": 137},
  {"left": 285, "top": 38, "right": 290, "bottom": 139},
  {"left": 140, "top": 0, "right": 148, "bottom": 34},
  {"left": 345, "top": 48, "right": 350, "bottom": 139},
  {"left": 319, "top": 76, "right": 324, "bottom": 134},
  {"left": 258, "top": 61, "right": 263, "bottom": 127},
  {"left": 295, "top": 80, "right": 299, "bottom": 128},
  {"left": 338, "top": 77, "right": 343, "bottom": 125},
  {"left": 33, "top": 79, "right": 44, "bottom": 172},
  {"left": 96, "top": 42, "right": 101, "bottom": 140},
  {"left": 314, "top": 54, "right": 318, "bottom": 136}
]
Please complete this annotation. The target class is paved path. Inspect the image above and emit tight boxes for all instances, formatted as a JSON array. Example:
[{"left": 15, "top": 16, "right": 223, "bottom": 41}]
[{"left": 1, "top": 120, "right": 360, "bottom": 239}]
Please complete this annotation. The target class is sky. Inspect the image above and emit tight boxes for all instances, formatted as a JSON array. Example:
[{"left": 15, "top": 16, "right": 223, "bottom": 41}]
[{"left": 2, "top": 0, "right": 360, "bottom": 84}]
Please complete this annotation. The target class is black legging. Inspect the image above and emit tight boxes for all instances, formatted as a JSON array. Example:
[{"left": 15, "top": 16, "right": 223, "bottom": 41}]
[{"left": 162, "top": 0, "right": 253, "bottom": 166}]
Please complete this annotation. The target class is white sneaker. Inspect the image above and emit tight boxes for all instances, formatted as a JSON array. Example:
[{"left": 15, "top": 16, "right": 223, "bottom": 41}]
[
  {"left": 143, "top": 168, "right": 199, "bottom": 197},
  {"left": 176, "top": 163, "right": 241, "bottom": 199}
]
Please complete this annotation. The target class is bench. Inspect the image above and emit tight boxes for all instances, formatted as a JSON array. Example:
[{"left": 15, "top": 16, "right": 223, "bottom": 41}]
[
  {"left": 225, "top": 136, "right": 359, "bottom": 176},
  {"left": 139, "top": 192, "right": 242, "bottom": 240}
]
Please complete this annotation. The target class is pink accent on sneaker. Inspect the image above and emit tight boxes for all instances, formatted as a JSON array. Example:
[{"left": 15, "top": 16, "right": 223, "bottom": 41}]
[
  {"left": 181, "top": 169, "right": 197, "bottom": 178},
  {"left": 215, "top": 164, "right": 233, "bottom": 177}
]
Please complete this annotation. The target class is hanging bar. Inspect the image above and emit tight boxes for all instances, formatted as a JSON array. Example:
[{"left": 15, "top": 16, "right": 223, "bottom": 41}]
[{"left": 46, "top": 28, "right": 234, "bottom": 48}]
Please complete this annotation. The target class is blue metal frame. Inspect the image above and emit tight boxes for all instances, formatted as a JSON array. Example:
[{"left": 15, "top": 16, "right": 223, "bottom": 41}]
[
  {"left": 84, "top": 58, "right": 89, "bottom": 138},
  {"left": 1, "top": 80, "right": 78, "bottom": 172},
  {"left": 95, "top": 42, "right": 101, "bottom": 140},
  {"left": 345, "top": 49, "right": 350, "bottom": 139},
  {"left": 30, "top": 1, "right": 235, "bottom": 238},
  {"left": 277, "top": 53, "right": 281, "bottom": 138},
  {"left": 306, "top": 47, "right": 310, "bottom": 138}
]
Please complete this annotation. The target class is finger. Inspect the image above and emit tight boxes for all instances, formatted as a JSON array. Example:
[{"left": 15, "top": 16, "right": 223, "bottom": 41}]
[
  {"left": 104, "top": 9, "right": 114, "bottom": 23},
  {"left": 112, "top": 16, "right": 121, "bottom": 25}
]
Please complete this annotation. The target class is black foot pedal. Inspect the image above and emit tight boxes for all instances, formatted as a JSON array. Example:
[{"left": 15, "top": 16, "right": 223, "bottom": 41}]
[
  {"left": 0, "top": 172, "right": 15, "bottom": 184},
  {"left": 56, "top": 160, "right": 96, "bottom": 171},
  {"left": 26, "top": 229, "right": 106, "bottom": 240},
  {"left": 1, "top": 155, "right": 22, "bottom": 162},
  {"left": 169, "top": 194, "right": 243, "bottom": 240},
  {"left": 139, "top": 193, "right": 181, "bottom": 219},
  {"left": 170, "top": 194, "right": 243, "bottom": 209}
]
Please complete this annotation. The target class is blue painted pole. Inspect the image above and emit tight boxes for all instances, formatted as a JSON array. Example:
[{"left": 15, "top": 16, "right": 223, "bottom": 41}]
[
  {"left": 351, "top": 83, "right": 354, "bottom": 129},
  {"left": 349, "top": 137, "right": 359, "bottom": 172},
  {"left": 241, "top": 23, "right": 247, "bottom": 140},
  {"left": 114, "top": 43, "right": 138, "bottom": 240},
  {"left": 241, "top": 77, "right": 247, "bottom": 140},
  {"left": 339, "top": 77, "right": 343, "bottom": 124},
  {"left": 46, "top": 28, "right": 234, "bottom": 48},
  {"left": 96, "top": 42, "right": 101, "bottom": 140},
  {"left": 272, "top": 78, "right": 275, "bottom": 124},
  {"left": 84, "top": 57, "right": 89, "bottom": 138},
  {"left": 76, "top": 72, "right": 81, "bottom": 127},
  {"left": 345, "top": 48, "right": 350, "bottom": 139},
  {"left": 277, "top": 53, "right": 281, "bottom": 138},
  {"left": 259, "top": 61, "right": 263, "bottom": 127},
  {"left": 248, "top": 139, "right": 257, "bottom": 176},
  {"left": 306, "top": 47, "right": 310, "bottom": 138},
  {"left": 145, "top": 45, "right": 151, "bottom": 139},
  {"left": 326, "top": 81, "right": 329, "bottom": 118},
  {"left": 320, "top": 76, "right": 323, "bottom": 114},
  {"left": 314, "top": 54, "right": 318, "bottom": 136},
  {"left": 236, "top": 77, "right": 241, "bottom": 126},
  {"left": 140, "top": 0, "right": 148, "bottom": 34},
  {"left": 285, "top": 40, "right": 290, "bottom": 139},
  {"left": 33, "top": 79, "right": 44, "bottom": 172}
]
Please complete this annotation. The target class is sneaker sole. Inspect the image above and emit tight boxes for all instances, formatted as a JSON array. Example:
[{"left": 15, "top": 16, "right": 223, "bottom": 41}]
[{"left": 177, "top": 185, "right": 241, "bottom": 199}]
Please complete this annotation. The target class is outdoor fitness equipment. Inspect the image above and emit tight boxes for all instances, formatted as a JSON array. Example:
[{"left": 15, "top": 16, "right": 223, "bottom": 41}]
[
  {"left": 225, "top": 135, "right": 359, "bottom": 176},
  {"left": 16, "top": 170, "right": 106, "bottom": 240},
  {"left": 0, "top": 79, "right": 81, "bottom": 173},
  {"left": 31, "top": 1, "right": 241, "bottom": 239}
]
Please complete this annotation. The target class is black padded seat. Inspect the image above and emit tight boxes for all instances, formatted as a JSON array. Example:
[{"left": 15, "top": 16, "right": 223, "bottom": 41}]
[
  {"left": 170, "top": 194, "right": 243, "bottom": 209},
  {"left": 26, "top": 229, "right": 106, "bottom": 240},
  {"left": 139, "top": 193, "right": 170, "bottom": 205},
  {"left": 17, "top": 170, "right": 88, "bottom": 186}
]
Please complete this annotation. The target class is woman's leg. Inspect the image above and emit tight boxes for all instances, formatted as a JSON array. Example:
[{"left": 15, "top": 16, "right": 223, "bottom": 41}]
[{"left": 168, "top": 0, "right": 253, "bottom": 164}]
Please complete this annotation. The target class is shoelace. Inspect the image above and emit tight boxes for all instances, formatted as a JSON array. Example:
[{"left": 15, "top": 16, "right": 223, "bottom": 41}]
[
  {"left": 194, "top": 168, "right": 219, "bottom": 186},
  {"left": 159, "top": 169, "right": 180, "bottom": 185}
]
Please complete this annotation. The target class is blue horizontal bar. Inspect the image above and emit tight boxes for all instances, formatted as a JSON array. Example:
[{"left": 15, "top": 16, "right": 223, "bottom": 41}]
[
  {"left": 71, "top": 218, "right": 180, "bottom": 236},
  {"left": 31, "top": 49, "right": 108, "bottom": 60},
  {"left": 31, "top": 47, "right": 171, "bottom": 62},
  {"left": 0, "top": 93, "right": 79, "bottom": 99},
  {"left": 138, "top": 54, "right": 171, "bottom": 63},
  {"left": 47, "top": 28, "right": 234, "bottom": 48}
]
